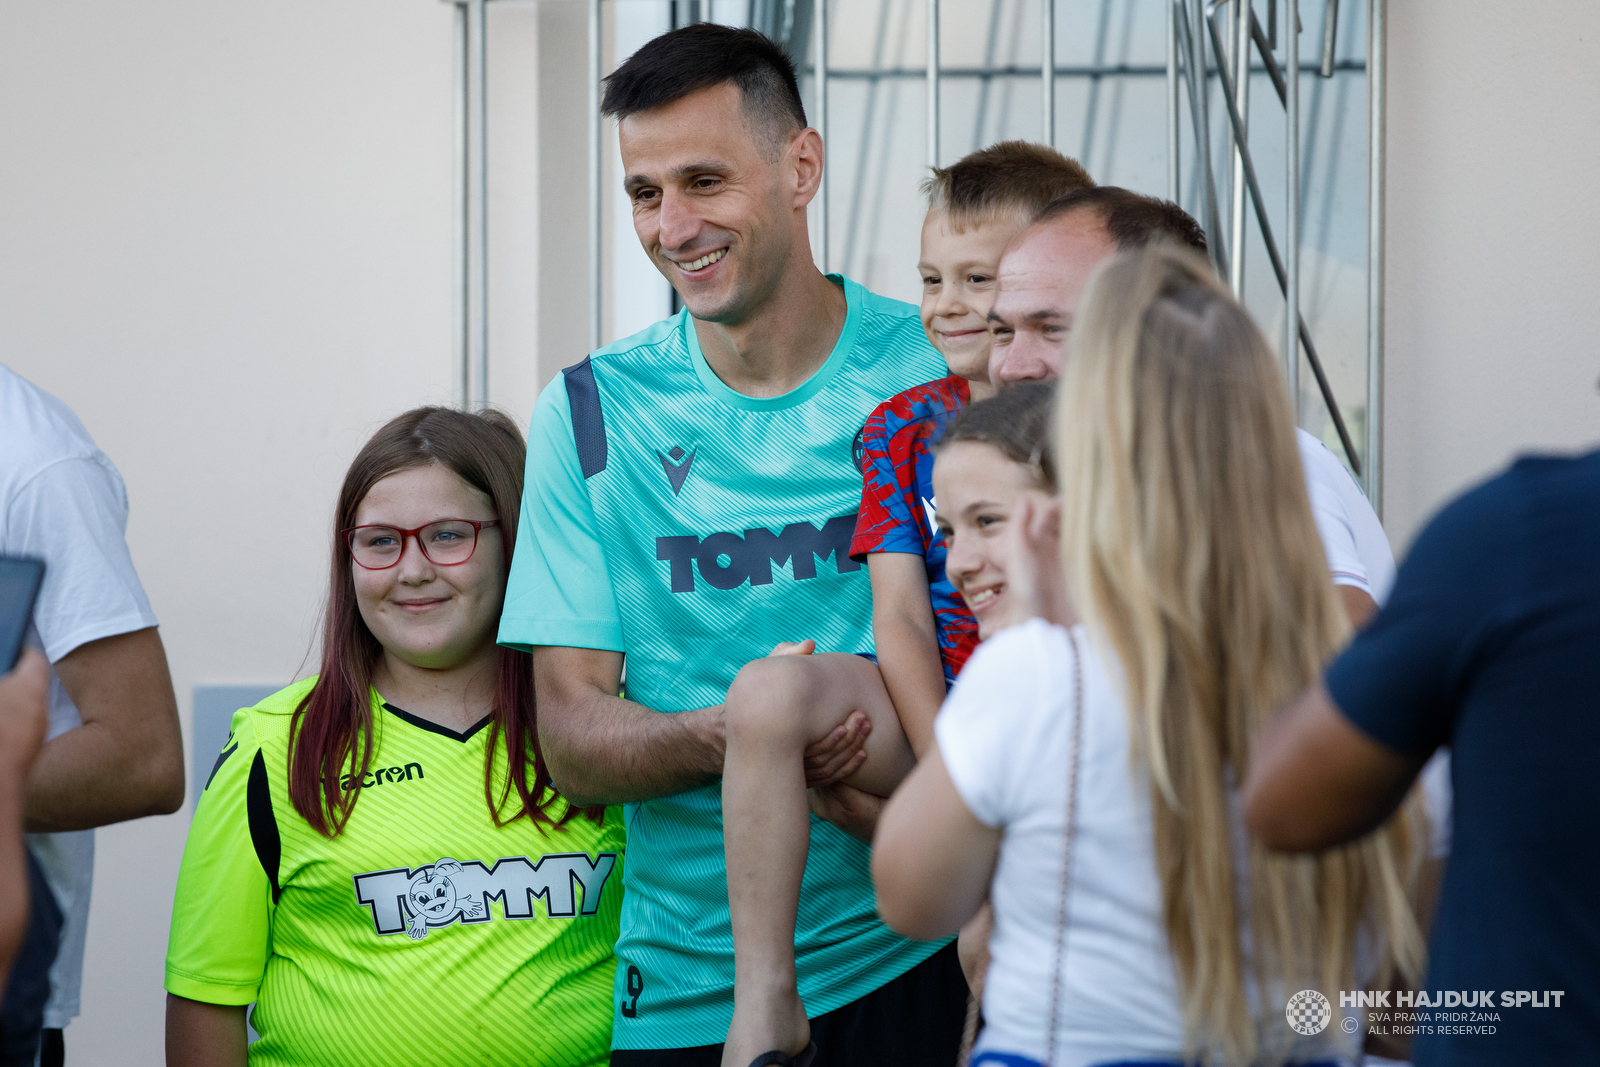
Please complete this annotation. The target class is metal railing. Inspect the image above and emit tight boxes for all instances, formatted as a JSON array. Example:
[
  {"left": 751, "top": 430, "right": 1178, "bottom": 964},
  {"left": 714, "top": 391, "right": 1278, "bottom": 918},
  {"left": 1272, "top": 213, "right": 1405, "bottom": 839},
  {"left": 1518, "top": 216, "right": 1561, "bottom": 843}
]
[
  {"left": 439, "top": 0, "right": 1385, "bottom": 510},
  {"left": 1167, "top": 0, "right": 1383, "bottom": 501}
]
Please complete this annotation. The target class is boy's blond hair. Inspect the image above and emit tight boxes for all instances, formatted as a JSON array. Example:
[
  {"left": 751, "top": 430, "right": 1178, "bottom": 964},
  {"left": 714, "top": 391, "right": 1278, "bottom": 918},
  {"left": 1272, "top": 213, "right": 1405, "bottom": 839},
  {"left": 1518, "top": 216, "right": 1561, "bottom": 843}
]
[{"left": 921, "top": 140, "right": 1094, "bottom": 232}]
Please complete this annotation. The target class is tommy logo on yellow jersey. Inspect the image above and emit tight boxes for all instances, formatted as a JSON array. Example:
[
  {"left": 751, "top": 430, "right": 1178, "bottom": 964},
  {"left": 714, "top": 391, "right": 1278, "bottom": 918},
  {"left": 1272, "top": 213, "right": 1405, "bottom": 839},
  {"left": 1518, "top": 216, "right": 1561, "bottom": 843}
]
[{"left": 353, "top": 852, "right": 618, "bottom": 938}]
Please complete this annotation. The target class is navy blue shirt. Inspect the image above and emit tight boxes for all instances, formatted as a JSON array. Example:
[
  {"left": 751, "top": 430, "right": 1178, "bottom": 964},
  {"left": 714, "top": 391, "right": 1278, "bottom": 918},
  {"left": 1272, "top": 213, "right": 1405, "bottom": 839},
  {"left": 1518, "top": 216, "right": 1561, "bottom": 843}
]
[{"left": 1326, "top": 450, "right": 1600, "bottom": 1066}]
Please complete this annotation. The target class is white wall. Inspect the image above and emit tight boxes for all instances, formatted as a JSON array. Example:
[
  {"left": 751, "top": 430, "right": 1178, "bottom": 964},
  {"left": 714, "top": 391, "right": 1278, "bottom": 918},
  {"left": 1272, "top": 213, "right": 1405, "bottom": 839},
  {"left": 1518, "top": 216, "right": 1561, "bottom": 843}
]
[
  {"left": 1382, "top": 2, "right": 1600, "bottom": 547},
  {"left": 2, "top": 1, "right": 1599, "bottom": 1063},
  {"left": 0, "top": 1, "right": 547, "bottom": 1062}
]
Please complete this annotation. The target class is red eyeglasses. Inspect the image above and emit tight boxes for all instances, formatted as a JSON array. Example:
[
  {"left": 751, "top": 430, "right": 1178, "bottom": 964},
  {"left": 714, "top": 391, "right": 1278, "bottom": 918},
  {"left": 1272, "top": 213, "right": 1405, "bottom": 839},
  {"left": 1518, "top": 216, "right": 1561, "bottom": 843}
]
[{"left": 342, "top": 519, "right": 500, "bottom": 570}]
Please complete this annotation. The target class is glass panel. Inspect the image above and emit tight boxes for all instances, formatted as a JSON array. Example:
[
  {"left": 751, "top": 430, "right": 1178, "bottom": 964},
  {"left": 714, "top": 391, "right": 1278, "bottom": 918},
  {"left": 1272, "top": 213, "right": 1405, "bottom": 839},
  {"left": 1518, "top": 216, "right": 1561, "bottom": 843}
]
[{"left": 800, "top": 0, "right": 1370, "bottom": 480}]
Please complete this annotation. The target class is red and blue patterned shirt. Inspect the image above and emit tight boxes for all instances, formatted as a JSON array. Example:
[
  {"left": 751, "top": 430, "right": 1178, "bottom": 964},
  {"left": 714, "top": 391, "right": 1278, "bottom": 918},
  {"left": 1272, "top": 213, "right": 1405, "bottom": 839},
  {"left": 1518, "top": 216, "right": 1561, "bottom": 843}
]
[{"left": 850, "top": 376, "right": 978, "bottom": 685}]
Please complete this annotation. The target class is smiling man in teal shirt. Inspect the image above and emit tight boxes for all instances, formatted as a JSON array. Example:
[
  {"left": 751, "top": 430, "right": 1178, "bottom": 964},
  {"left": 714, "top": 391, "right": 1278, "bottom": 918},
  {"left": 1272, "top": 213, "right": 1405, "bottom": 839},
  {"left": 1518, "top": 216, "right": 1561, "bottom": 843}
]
[{"left": 498, "top": 23, "right": 963, "bottom": 1067}]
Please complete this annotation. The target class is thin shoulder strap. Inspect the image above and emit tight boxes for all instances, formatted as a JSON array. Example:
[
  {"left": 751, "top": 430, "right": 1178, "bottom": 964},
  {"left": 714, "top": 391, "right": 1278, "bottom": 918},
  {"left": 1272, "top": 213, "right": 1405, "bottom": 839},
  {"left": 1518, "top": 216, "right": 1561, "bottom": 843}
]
[
  {"left": 956, "top": 630, "right": 1086, "bottom": 1067},
  {"left": 1044, "top": 629, "right": 1085, "bottom": 1067}
]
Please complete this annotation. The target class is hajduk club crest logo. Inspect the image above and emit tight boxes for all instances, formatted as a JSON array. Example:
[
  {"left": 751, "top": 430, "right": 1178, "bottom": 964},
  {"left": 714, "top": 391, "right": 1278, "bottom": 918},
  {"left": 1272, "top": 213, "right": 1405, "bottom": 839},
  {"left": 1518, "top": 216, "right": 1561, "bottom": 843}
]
[{"left": 1286, "top": 989, "right": 1333, "bottom": 1035}]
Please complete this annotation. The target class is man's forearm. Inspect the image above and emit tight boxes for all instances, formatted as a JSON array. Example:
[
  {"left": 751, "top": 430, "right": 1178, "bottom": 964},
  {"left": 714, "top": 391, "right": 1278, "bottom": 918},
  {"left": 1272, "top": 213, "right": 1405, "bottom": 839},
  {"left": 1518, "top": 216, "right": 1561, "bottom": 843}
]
[
  {"left": 534, "top": 646, "right": 726, "bottom": 806},
  {"left": 1243, "top": 682, "right": 1422, "bottom": 851},
  {"left": 545, "top": 693, "right": 724, "bottom": 807},
  {"left": 533, "top": 645, "right": 871, "bottom": 807}
]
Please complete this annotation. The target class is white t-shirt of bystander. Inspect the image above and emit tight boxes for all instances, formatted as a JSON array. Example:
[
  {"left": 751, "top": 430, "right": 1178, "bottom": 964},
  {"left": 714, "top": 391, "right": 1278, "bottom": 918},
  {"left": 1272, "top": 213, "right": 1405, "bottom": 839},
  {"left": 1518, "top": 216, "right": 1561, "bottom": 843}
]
[
  {"left": 0, "top": 365, "right": 159, "bottom": 1030},
  {"left": 1298, "top": 428, "right": 1455, "bottom": 867},
  {"left": 937, "top": 619, "right": 1356, "bottom": 1067},
  {"left": 1298, "top": 429, "right": 1396, "bottom": 605}
]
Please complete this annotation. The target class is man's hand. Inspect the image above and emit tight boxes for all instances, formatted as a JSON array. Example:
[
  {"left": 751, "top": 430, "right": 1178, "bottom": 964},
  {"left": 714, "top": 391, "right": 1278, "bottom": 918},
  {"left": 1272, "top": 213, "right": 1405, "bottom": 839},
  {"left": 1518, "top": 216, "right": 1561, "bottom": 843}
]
[
  {"left": 0, "top": 650, "right": 49, "bottom": 782},
  {"left": 807, "top": 781, "right": 886, "bottom": 845}
]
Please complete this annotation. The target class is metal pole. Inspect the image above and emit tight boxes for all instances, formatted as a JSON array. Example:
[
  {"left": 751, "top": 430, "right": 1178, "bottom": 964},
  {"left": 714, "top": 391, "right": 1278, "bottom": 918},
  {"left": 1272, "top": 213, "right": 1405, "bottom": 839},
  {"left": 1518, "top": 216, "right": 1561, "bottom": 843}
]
[
  {"left": 1250, "top": 9, "right": 1288, "bottom": 103},
  {"left": 817, "top": 0, "right": 829, "bottom": 272},
  {"left": 587, "top": 0, "right": 602, "bottom": 352},
  {"left": 1166, "top": 0, "right": 1179, "bottom": 200},
  {"left": 468, "top": 0, "right": 488, "bottom": 409},
  {"left": 453, "top": 1, "right": 469, "bottom": 409},
  {"left": 1366, "top": 0, "right": 1385, "bottom": 510},
  {"left": 1042, "top": 0, "right": 1055, "bottom": 147},
  {"left": 1285, "top": 0, "right": 1300, "bottom": 415},
  {"left": 1205, "top": 5, "right": 1360, "bottom": 473},
  {"left": 1320, "top": 0, "right": 1341, "bottom": 77},
  {"left": 1229, "top": 0, "right": 1249, "bottom": 295},
  {"left": 927, "top": 0, "right": 939, "bottom": 169},
  {"left": 1174, "top": 2, "right": 1227, "bottom": 279}
]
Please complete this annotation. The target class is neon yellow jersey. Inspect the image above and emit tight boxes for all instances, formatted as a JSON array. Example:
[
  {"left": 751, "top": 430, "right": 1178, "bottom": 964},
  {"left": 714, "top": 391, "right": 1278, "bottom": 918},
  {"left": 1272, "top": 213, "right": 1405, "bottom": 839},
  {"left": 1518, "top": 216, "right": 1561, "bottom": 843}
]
[{"left": 165, "top": 679, "right": 624, "bottom": 1067}]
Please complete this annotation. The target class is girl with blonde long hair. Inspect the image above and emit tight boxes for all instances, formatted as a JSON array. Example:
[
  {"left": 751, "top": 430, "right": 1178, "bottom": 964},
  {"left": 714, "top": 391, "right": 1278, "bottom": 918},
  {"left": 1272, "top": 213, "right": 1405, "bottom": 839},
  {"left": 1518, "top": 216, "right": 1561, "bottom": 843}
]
[{"left": 874, "top": 244, "right": 1428, "bottom": 1067}]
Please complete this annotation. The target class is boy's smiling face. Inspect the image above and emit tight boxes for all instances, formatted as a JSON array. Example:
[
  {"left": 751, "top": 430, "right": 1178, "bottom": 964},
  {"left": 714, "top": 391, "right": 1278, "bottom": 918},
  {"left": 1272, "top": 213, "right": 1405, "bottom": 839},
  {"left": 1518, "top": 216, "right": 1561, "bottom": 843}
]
[{"left": 917, "top": 208, "right": 1024, "bottom": 387}]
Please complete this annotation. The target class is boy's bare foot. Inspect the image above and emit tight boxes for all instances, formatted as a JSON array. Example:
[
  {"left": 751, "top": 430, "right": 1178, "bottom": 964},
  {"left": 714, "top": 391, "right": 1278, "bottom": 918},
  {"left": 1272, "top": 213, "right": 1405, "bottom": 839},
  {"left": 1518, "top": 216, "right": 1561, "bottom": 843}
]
[{"left": 720, "top": 988, "right": 809, "bottom": 1067}]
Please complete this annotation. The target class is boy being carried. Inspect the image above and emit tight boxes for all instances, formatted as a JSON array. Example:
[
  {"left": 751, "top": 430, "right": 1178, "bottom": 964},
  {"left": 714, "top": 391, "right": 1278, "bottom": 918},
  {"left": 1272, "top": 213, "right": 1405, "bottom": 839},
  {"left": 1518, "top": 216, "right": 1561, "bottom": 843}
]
[
  {"left": 851, "top": 140, "right": 1093, "bottom": 741},
  {"left": 720, "top": 142, "right": 1092, "bottom": 1067}
]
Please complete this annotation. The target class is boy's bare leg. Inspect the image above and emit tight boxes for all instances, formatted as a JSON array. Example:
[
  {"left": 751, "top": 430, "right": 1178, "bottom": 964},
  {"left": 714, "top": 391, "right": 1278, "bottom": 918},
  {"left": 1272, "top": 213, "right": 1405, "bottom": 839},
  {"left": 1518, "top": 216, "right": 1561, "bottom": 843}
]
[{"left": 720, "top": 651, "right": 913, "bottom": 1067}]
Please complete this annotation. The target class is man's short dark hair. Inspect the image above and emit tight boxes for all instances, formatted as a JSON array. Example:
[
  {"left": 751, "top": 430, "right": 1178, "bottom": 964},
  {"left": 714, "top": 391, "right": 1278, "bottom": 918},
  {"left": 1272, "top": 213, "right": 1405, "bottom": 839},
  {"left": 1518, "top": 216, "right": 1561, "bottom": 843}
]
[
  {"left": 601, "top": 24, "right": 807, "bottom": 161},
  {"left": 1036, "top": 186, "right": 1208, "bottom": 254}
]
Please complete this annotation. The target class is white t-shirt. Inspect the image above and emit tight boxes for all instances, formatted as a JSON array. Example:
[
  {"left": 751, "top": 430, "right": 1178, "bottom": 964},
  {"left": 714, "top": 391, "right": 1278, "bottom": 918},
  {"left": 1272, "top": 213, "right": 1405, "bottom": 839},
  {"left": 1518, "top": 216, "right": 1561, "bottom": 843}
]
[
  {"left": 937, "top": 620, "right": 1357, "bottom": 1067},
  {"left": 1298, "top": 429, "right": 1395, "bottom": 604},
  {"left": 0, "top": 365, "right": 158, "bottom": 1029},
  {"left": 1298, "top": 429, "right": 1455, "bottom": 866}
]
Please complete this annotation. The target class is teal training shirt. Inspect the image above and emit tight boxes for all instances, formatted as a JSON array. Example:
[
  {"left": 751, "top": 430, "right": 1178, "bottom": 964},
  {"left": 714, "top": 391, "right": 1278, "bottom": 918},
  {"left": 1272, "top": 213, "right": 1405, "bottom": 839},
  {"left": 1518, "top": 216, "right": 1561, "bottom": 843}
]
[{"left": 500, "top": 276, "right": 950, "bottom": 1050}]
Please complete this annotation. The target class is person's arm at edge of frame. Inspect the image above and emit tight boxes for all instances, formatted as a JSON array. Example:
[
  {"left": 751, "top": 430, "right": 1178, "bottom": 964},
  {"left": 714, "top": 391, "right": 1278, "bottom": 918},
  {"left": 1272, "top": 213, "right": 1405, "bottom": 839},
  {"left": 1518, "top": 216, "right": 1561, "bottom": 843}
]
[
  {"left": 873, "top": 745, "right": 998, "bottom": 940},
  {"left": 166, "top": 995, "right": 248, "bottom": 1067},
  {"left": 26, "top": 626, "right": 184, "bottom": 832},
  {"left": 533, "top": 646, "right": 870, "bottom": 809},
  {"left": 1242, "top": 679, "right": 1429, "bottom": 852},
  {"left": 0, "top": 650, "right": 49, "bottom": 986}
]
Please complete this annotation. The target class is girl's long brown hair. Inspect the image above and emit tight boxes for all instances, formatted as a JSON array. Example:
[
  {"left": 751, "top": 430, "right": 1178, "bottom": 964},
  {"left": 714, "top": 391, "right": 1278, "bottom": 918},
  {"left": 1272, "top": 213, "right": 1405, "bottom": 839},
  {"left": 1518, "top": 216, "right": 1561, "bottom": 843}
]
[
  {"left": 1056, "top": 246, "right": 1426, "bottom": 1064},
  {"left": 288, "top": 406, "right": 598, "bottom": 837}
]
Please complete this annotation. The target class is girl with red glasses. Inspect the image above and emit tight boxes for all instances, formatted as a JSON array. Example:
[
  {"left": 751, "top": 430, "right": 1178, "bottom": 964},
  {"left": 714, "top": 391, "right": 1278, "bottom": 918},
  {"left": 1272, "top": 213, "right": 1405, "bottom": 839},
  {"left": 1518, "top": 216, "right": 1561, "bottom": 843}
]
[{"left": 164, "top": 407, "right": 624, "bottom": 1067}]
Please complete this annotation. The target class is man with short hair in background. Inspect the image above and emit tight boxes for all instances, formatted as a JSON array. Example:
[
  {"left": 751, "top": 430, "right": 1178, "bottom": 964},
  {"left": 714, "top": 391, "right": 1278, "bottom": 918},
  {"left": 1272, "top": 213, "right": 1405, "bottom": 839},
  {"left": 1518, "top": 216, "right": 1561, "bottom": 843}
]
[
  {"left": 0, "top": 365, "right": 185, "bottom": 1067},
  {"left": 498, "top": 24, "right": 962, "bottom": 1067},
  {"left": 985, "top": 185, "right": 1395, "bottom": 628}
]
